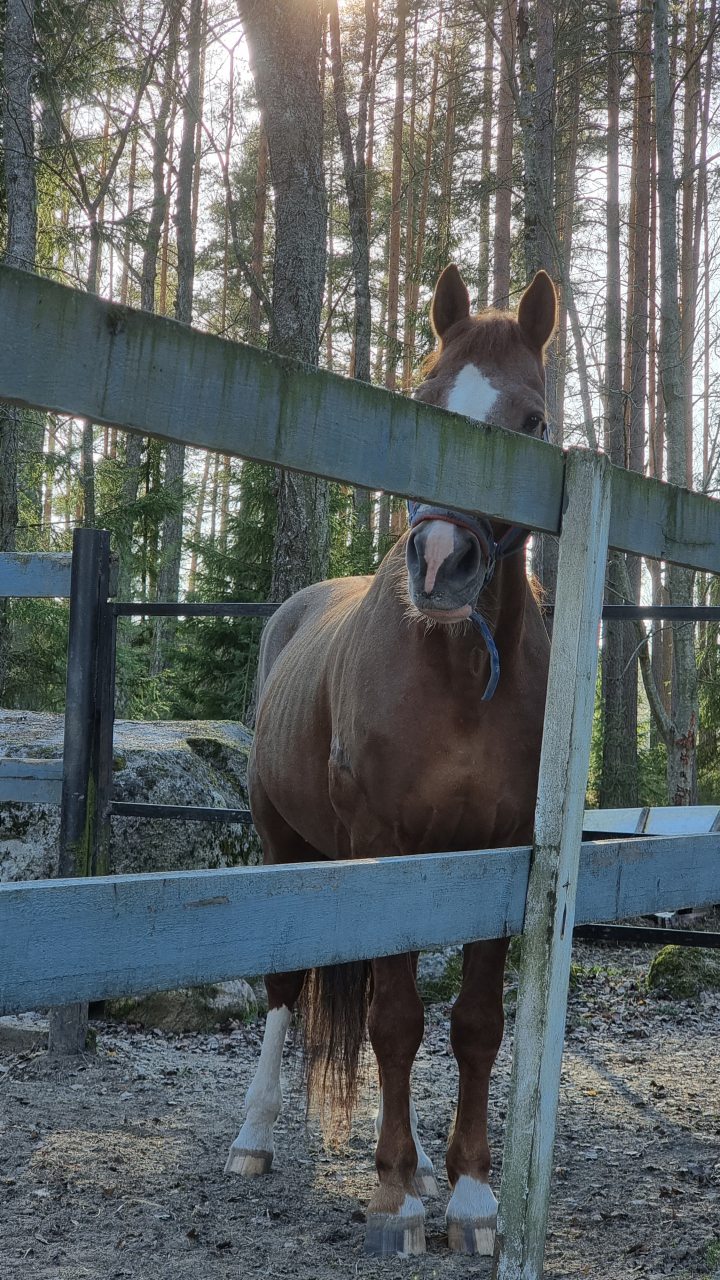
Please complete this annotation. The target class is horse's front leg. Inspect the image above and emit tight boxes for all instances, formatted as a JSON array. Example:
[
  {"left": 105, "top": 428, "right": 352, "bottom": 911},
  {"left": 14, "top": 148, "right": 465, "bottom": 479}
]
[
  {"left": 366, "top": 953, "right": 426, "bottom": 1256},
  {"left": 445, "top": 938, "right": 509, "bottom": 1254},
  {"left": 225, "top": 969, "right": 305, "bottom": 1176}
]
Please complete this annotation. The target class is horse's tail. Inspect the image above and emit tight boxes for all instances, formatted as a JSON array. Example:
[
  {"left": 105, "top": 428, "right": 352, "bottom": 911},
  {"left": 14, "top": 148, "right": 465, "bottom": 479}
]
[{"left": 299, "top": 960, "right": 373, "bottom": 1136}]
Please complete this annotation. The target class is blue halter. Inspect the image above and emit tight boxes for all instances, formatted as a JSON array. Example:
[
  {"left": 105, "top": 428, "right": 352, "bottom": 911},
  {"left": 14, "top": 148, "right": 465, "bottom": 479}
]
[{"left": 406, "top": 501, "right": 531, "bottom": 701}]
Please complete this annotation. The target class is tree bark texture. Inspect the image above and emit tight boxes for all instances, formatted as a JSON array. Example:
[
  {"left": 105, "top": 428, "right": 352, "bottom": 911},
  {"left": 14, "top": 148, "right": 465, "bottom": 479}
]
[
  {"left": 384, "top": 0, "right": 407, "bottom": 390},
  {"left": 249, "top": 125, "right": 269, "bottom": 340},
  {"left": 600, "top": 0, "right": 638, "bottom": 807},
  {"left": 1, "top": 0, "right": 37, "bottom": 695},
  {"left": 328, "top": 0, "right": 373, "bottom": 537},
  {"left": 240, "top": 0, "right": 329, "bottom": 598},
  {"left": 654, "top": 0, "right": 699, "bottom": 804},
  {"left": 151, "top": 0, "right": 202, "bottom": 675},
  {"left": 493, "top": 0, "right": 515, "bottom": 307},
  {"left": 477, "top": 5, "right": 494, "bottom": 310},
  {"left": 328, "top": 0, "right": 371, "bottom": 384}
]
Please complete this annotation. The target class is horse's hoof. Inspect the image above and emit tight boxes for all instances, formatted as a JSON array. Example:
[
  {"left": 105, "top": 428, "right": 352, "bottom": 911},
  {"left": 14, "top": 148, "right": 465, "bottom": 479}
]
[
  {"left": 413, "top": 1169, "right": 440, "bottom": 1198},
  {"left": 365, "top": 1193, "right": 426, "bottom": 1256},
  {"left": 365, "top": 1212, "right": 426, "bottom": 1257},
  {"left": 224, "top": 1145, "right": 273, "bottom": 1177},
  {"left": 446, "top": 1176, "right": 497, "bottom": 1253},
  {"left": 447, "top": 1219, "right": 495, "bottom": 1255}
]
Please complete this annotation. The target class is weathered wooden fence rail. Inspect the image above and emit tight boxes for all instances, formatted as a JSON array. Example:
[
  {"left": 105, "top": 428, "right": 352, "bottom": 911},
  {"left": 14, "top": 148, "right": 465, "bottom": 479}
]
[
  {"left": 2, "top": 264, "right": 720, "bottom": 571},
  {"left": 1, "top": 833, "right": 718, "bottom": 1016},
  {"left": 2, "top": 265, "right": 720, "bottom": 1280}
]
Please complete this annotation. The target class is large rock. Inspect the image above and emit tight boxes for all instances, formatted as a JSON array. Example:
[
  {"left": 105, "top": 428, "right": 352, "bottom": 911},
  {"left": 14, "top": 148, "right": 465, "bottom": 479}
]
[
  {"left": 107, "top": 978, "right": 259, "bottom": 1032},
  {"left": 647, "top": 944, "right": 720, "bottom": 999},
  {"left": 0, "top": 709, "right": 262, "bottom": 881}
]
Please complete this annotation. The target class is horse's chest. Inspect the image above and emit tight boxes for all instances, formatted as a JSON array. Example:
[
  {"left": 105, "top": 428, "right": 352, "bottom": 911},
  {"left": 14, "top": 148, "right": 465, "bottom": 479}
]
[{"left": 328, "top": 726, "right": 537, "bottom": 856}]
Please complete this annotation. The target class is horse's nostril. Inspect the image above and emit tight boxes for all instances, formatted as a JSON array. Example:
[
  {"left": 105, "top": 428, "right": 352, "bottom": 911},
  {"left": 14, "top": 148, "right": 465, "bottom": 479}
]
[
  {"left": 457, "top": 542, "right": 480, "bottom": 578},
  {"left": 406, "top": 532, "right": 421, "bottom": 577}
]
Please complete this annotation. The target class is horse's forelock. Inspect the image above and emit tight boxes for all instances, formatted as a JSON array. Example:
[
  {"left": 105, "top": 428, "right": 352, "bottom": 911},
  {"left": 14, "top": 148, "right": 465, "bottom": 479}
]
[{"left": 417, "top": 311, "right": 538, "bottom": 392}]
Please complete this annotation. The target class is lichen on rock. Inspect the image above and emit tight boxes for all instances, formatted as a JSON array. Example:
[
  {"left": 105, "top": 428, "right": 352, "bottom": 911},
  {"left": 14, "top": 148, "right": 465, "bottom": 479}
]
[
  {"left": 107, "top": 978, "right": 258, "bottom": 1032},
  {"left": 647, "top": 944, "right": 720, "bottom": 999},
  {"left": 0, "top": 709, "right": 262, "bottom": 880}
]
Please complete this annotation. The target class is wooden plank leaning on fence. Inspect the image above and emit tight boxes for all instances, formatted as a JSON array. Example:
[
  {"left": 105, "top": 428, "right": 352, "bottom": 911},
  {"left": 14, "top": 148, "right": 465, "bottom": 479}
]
[{"left": 494, "top": 450, "right": 613, "bottom": 1280}]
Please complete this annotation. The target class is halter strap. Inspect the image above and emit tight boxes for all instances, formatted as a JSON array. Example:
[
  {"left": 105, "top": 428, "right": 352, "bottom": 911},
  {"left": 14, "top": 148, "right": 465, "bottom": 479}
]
[
  {"left": 406, "top": 503, "right": 531, "bottom": 586},
  {"left": 406, "top": 502, "right": 531, "bottom": 702}
]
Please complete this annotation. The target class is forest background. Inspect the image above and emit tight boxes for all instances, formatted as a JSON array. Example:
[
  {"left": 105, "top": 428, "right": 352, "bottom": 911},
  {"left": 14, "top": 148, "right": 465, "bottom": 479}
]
[{"left": 1, "top": 0, "right": 719, "bottom": 810}]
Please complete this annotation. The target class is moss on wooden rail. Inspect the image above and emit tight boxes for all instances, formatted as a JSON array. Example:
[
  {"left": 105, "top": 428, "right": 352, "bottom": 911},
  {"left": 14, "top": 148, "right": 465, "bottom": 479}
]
[
  {"left": 0, "top": 264, "right": 563, "bottom": 535},
  {"left": 3, "top": 265, "right": 720, "bottom": 570}
]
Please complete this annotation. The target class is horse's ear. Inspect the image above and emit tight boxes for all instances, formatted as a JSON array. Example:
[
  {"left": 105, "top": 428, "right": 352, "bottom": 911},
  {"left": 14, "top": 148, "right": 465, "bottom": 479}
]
[
  {"left": 517, "top": 270, "right": 558, "bottom": 354},
  {"left": 431, "top": 264, "right": 471, "bottom": 339}
]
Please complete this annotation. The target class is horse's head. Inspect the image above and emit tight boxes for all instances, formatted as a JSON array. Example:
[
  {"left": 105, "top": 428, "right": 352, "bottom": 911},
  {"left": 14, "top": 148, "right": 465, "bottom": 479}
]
[{"left": 405, "top": 265, "right": 557, "bottom": 623}]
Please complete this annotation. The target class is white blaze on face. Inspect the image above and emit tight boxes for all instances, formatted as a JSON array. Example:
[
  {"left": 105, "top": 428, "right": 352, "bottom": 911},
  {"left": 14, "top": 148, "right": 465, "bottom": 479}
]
[
  {"left": 446, "top": 364, "right": 499, "bottom": 424},
  {"left": 422, "top": 520, "right": 455, "bottom": 593}
]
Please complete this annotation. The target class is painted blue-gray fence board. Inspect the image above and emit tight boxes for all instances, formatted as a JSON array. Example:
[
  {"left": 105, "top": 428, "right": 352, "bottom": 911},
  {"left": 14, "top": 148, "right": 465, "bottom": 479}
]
[
  {"left": 0, "top": 552, "right": 72, "bottom": 597},
  {"left": 0, "top": 265, "right": 564, "bottom": 537},
  {"left": 583, "top": 805, "right": 720, "bottom": 835},
  {"left": 2, "top": 267, "right": 720, "bottom": 571},
  {"left": 0, "top": 758, "right": 63, "bottom": 805},
  {"left": 1, "top": 834, "right": 718, "bottom": 1015}
]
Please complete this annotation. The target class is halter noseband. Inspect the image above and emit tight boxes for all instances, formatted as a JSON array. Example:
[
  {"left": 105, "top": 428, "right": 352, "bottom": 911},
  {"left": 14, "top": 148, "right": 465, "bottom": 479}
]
[{"left": 406, "top": 501, "right": 532, "bottom": 702}]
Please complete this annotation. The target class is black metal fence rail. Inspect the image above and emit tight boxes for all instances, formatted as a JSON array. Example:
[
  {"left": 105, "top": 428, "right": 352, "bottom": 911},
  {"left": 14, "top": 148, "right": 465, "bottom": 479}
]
[{"left": 112, "top": 601, "right": 279, "bottom": 617}]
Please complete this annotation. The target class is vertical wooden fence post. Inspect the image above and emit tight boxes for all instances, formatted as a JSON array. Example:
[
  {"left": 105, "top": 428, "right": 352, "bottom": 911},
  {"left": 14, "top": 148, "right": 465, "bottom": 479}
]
[
  {"left": 48, "top": 528, "right": 112, "bottom": 1054},
  {"left": 493, "top": 450, "right": 612, "bottom": 1280}
]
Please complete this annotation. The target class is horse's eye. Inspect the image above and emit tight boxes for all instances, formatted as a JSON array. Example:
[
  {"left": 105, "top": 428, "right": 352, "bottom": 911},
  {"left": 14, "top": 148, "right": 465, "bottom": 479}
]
[{"left": 523, "top": 414, "right": 545, "bottom": 435}]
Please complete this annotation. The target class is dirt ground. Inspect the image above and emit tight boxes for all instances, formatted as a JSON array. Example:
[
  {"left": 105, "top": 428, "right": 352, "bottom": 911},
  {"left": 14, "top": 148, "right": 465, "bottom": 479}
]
[{"left": 1, "top": 940, "right": 719, "bottom": 1280}]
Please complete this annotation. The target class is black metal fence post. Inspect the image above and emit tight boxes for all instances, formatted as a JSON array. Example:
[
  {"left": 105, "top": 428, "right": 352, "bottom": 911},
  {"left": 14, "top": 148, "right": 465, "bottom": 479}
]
[{"left": 48, "top": 528, "right": 112, "bottom": 1054}]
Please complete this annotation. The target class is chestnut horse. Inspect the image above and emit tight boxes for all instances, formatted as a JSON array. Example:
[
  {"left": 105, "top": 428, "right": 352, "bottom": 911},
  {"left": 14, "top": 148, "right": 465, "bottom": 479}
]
[{"left": 226, "top": 265, "right": 556, "bottom": 1257}]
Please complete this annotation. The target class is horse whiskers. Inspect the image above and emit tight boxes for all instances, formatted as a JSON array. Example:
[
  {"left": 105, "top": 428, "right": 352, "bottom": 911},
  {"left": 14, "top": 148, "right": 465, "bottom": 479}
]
[
  {"left": 389, "top": 557, "right": 478, "bottom": 637},
  {"left": 400, "top": 601, "right": 474, "bottom": 639}
]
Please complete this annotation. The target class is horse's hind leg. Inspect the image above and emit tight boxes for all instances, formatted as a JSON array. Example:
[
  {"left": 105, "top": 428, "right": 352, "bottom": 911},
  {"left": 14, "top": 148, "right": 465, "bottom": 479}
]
[
  {"left": 365, "top": 953, "right": 426, "bottom": 1256},
  {"left": 445, "top": 938, "right": 508, "bottom": 1255}
]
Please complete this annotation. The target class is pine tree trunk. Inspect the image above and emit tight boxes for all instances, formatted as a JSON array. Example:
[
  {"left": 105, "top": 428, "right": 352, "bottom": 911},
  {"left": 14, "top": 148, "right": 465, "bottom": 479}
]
[
  {"left": 249, "top": 125, "right": 269, "bottom": 340},
  {"left": 553, "top": 47, "right": 580, "bottom": 442},
  {"left": 477, "top": 7, "right": 494, "bottom": 310},
  {"left": 152, "top": 0, "right": 202, "bottom": 674},
  {"left": 401, "top": 4, "right": 419, "bottom": 390},
  {"left": 654, "top": 0, "right": 698, "bottom": 804},
  {"left": 521, "top": 0, "right": 558, "bottom": 595},
  {"left": 384, "top": 0, "right": 407, "bottom": 390},
  {"left": 438, "top": 20, "right": 457, "bottom": 269},
  {"left": 600, "top": 0, "right": 637, "bottom": 807},
  {"left": 406, "top": 1, "right": 442, "bottom": 358},
  {"left": 1, "top": 0, "right": 37, "bottom": 696},
  {"left": 116, "top": 20, "right": 178, "bottom": 621},
  {"left": 680, "top": 0, "right": 700, "bottom": 488},
  {"left": 240, "top": 0, "right": 329, "bottom": 598},
  {"left": 493, "top": 0, "right": 515, "bottom": 307},
  {"left": 328, "top": 0, "right": 372, "bottom": 542}
]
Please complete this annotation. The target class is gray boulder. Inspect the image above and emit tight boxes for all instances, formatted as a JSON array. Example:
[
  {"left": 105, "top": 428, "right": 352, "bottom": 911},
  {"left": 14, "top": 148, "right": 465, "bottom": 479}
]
[
  {"left": 0, "top": 709, "right": 262, "bottom": 881},
  {"left": 106, "top": 978, "right": 259, "bottom": 1031}
]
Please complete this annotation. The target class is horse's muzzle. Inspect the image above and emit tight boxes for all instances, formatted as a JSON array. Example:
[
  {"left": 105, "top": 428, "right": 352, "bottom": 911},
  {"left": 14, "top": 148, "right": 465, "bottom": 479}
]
[{"left": 405, "top": 520, "right": 486, "bottom": 620}]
